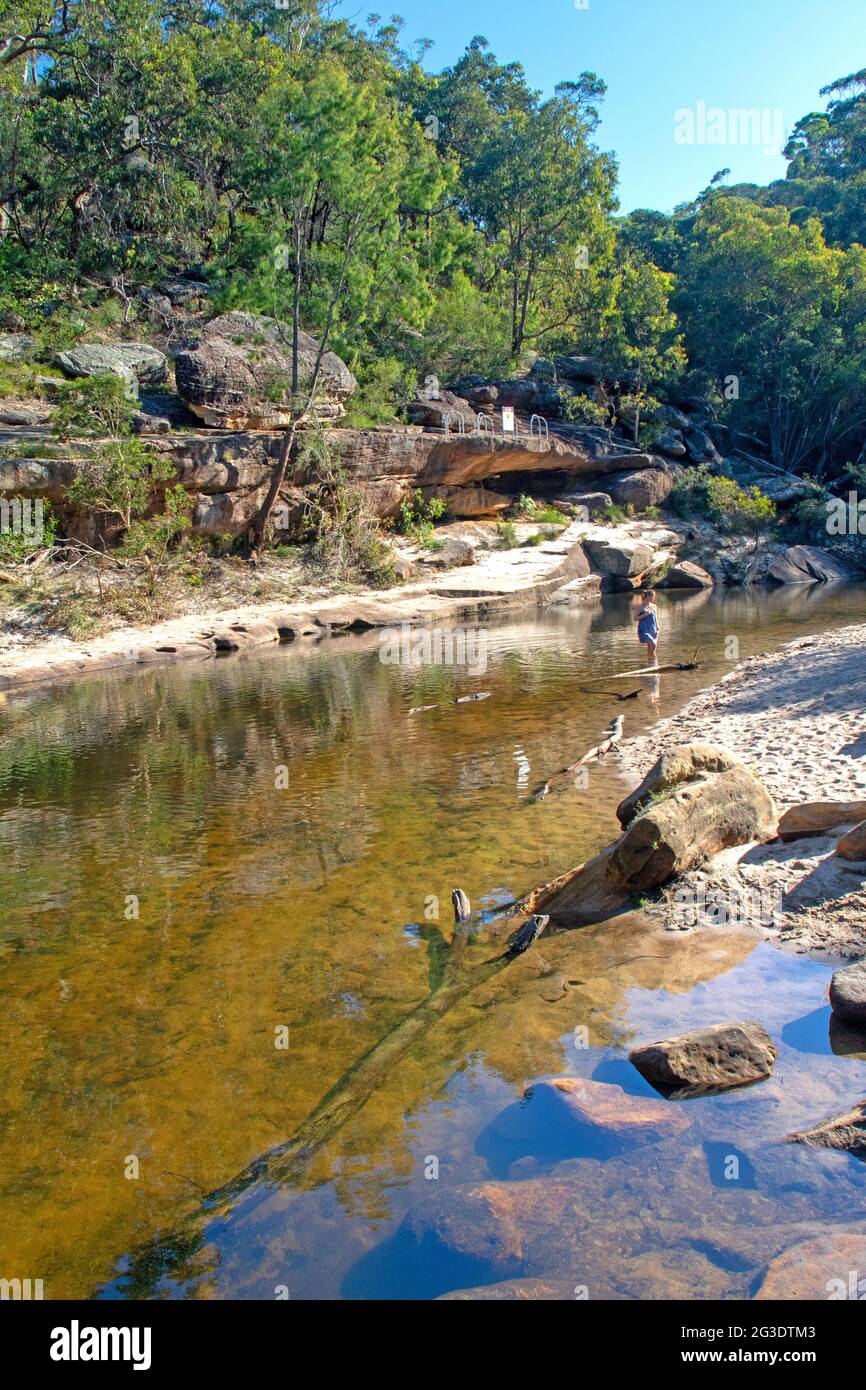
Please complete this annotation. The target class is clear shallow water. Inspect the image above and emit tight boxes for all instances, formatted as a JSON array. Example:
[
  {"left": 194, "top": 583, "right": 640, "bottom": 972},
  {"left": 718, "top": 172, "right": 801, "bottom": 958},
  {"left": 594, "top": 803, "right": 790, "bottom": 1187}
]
[{"left": 2, "top": 583, "right": 866, "bottom": 1299}]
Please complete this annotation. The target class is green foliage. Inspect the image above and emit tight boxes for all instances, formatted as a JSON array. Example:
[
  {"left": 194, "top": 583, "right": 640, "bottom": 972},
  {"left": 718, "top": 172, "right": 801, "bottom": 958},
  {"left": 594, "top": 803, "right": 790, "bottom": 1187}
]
[
  {"left": 396, "top": 489, "right": 446, "bottom": 543},
  {"left": 496, "top": 520, "right": 519, "bottom": 549},
  {"left": 0, "top": 499, "right": 57, "bottom": 561},
  {"left": 342, "top": 358, "right": 415, "bottom": 429},
  {"left": 670, "top": 467, "right": 776, "bottom": 541},
  {"left": 297, "top": 431, "right": 395, "bottom": 585},
  {"left": 560, "top": 392, "right": 610, "bottom": 427},
  {"left": 53, "top": 375, "right": 136, "bottom": 441}
]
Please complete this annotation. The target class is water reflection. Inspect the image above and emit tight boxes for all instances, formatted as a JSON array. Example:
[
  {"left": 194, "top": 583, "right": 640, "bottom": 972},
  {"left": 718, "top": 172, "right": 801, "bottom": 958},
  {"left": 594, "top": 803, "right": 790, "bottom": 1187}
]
[{"left": 2, "top": 584, "right": 866, "bottom": 1298}]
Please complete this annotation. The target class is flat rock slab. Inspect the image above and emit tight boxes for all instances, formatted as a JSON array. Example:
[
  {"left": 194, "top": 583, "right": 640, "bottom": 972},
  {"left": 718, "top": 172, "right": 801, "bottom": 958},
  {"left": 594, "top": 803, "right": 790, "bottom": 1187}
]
[
  {"left": 786, "top": 1099, "right": 866, "bottom": 1159},
  {"left": 778, "top": 800, "right": 866, "bottom": 842},
  {"left": 629, "top": 1021, "right": 777, "bottom": 1099},
  {"left": 830, "top": 961, "right": 866, "bottom": 1028},
  {"left": 755, "top": 1235, "right": 866, "bottom": 1300}
]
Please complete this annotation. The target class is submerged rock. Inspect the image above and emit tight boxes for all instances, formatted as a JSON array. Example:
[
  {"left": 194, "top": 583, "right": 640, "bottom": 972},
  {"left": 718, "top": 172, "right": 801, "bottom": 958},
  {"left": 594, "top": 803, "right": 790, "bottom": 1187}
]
[
  {"left": 830, "top": 961, "right": 866, "bottom": 1028},
  {"left": 437, "top": 1276, "right": 594, "bottom": 1301},
  {"left": 522, "top": 1077, "right": 691, "bottom": 1142},
  {"left": 755, "top": 1235, "right": 866, "bottom": 1300},
  {"left": 629, "top": 1021, "right": 777, "bottom": 1098}
]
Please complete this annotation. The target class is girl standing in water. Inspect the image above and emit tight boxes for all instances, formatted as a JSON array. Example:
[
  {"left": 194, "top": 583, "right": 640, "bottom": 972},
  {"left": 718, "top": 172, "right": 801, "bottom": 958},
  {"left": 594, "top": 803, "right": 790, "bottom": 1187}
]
[{"left": 636, "top": 588, "right": 659, "bottom": 665}]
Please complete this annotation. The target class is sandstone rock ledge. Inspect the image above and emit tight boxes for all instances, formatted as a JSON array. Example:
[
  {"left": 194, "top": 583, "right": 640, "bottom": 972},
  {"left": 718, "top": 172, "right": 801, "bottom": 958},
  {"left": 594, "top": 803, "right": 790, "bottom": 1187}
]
[{"left": 0, "top": 522, "right": 601, "bottom": 692}]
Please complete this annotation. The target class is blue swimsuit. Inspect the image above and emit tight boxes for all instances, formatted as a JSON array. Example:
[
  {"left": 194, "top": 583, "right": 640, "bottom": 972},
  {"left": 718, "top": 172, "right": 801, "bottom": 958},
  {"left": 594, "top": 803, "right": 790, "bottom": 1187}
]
[{"left": 638, "top": 607, "right": 659, "bottom": 644}]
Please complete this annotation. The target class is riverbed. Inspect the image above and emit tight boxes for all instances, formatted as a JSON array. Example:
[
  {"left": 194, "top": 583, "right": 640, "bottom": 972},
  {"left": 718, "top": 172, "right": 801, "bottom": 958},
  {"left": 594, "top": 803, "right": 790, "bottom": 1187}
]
[{"left": 2, "top": 582, "right": 866, "bottom": 1299}]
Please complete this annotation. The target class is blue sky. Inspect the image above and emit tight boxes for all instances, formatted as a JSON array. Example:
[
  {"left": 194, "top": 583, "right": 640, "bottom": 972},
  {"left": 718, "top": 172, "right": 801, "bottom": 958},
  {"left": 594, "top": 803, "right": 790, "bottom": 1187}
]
[{"left": 333, "top": 0, "right": 865, "bottom": 211}]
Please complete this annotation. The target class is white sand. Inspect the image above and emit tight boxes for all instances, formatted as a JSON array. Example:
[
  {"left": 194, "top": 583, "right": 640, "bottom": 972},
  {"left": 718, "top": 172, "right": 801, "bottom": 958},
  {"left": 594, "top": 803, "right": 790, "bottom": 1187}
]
[{"left": 623, "top": 624, "right": 866, "bottom": 959}]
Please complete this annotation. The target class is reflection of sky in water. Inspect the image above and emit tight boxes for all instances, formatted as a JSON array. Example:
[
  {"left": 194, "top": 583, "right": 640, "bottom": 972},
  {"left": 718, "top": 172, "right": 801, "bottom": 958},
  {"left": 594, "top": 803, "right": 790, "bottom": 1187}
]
[{"left": 3, "top": 584, "right": 866, "bottom": 1299}]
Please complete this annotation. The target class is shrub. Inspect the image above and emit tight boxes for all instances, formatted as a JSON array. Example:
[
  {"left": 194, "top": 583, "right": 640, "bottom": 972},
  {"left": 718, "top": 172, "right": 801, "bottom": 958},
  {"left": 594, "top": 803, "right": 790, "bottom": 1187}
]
[
  {"left": 342, "top": 358, "right": 415, "bottom": 428},
  {"left": 299, "top": 431, "right": 395, "bottom": 586},
  {"left": 497, "top": 520, "right": 519, "bottom": 548},
  {"left": 560, "top": 392, "right": 611, "bottom": 427},
  {"left": 670, "top": 467, "right": 776, "bottom": 547},
  {"left": 396, "top": 488, "right": 446, "bottom": 543}
]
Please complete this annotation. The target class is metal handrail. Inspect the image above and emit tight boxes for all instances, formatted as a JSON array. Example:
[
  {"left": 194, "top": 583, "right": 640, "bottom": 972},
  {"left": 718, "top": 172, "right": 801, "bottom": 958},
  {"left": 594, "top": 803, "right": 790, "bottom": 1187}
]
[{"left": 530, "top": 414, "right": 549, "bottom": 441}]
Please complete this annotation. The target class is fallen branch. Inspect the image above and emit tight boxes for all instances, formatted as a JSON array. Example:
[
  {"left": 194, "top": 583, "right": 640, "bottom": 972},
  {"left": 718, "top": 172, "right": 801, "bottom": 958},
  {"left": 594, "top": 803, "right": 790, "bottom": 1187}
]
[{"left": 532, "top": 718, "right": 624, "bottom": 800}]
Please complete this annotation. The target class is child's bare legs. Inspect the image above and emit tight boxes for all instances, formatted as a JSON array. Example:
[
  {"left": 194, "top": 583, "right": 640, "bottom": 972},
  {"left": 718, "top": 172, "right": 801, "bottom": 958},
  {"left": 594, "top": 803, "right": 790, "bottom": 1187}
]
[{"left": 645, "top": 640, "right": 658, "bottom": 666}]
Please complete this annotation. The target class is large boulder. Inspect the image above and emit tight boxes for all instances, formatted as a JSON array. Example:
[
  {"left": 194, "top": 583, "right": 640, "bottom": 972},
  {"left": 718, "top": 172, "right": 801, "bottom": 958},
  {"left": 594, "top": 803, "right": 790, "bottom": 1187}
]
[
  {"left": 836, "top": 822, "right": 866, "bottom": 862},
  {"left": 656, "top": 428, "right": 687, "bottom": 459},
  {"left": 684, "top": 427, "right": 721, "bottom": 467},
  {"left": 659, "top": 559, "right": 714, "bottom": 590},
  {"left": 530, "top": 744, "right": 777, "bottom": 928},
  {"left": 405, "top": 388, "right": 476, "bottom": 431},
  {"left": 584, "top": 537, "right": 654, "bottom": 577},
  {"left": 629, "top": 1021, "right": 777, "bottom": 1098},
  {"left": 767, "top": 545, "right": 852, "bottom": 585},
  {"left": 554, "top": 490, "right": 612, "bottom": 518},
  {"left": 54, "top": 342, "right": 168, "bottom": 387},
  {"left": 606, "top": 467, "right": 679, "bottom": 511},
  {"left": 174, "top": 312, "right": 357, "bottom": 428},
  {"left": 829, "top": 961, "right": 866, "bottom": 1029}
]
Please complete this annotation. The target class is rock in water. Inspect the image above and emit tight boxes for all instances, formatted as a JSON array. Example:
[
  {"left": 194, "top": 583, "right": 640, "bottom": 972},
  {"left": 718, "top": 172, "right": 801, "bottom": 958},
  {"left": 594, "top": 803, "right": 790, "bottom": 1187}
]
[
  {"left": 174, "top": 311, "right": 357, "bottom": 428},
  {"left": 521, "top": 1077, "right": 691, "bottom": 1142},
  {"left": 786, "top": 1100, "right": 866, "bottom": 1158},
  {"left": 755, "top": 1236, "right": 866, "bottom": 1300},
  {"left": 830, "top": 961, "right": 866, "bottom": 1028},
  {"left": 767, "top": 545, "right": 852, "bottom": 585},
  {"left": 659, "top": 560, "right": 714, "bottom": 591},
  {"left": 629, "top": 1021, "right": 777, "bottom": 1098}
]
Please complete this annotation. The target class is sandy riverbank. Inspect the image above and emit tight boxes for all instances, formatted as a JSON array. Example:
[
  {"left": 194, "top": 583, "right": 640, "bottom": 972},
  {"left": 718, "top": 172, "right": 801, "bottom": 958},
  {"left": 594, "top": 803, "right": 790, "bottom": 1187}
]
[{"left": 622, "top": 624, "right": 866, "bottom": 959}]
